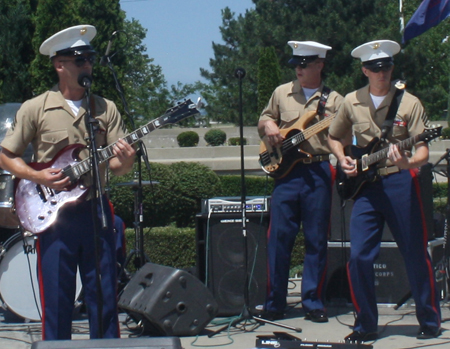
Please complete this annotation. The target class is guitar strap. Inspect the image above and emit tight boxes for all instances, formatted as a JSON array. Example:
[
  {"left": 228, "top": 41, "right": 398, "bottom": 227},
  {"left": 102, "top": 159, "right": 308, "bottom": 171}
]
[
  {"left": 379, "top": 87, "right": 404, "bottom": 143},
  {"left": 317, "top": 86, "right": 331, "bottom": 117}
]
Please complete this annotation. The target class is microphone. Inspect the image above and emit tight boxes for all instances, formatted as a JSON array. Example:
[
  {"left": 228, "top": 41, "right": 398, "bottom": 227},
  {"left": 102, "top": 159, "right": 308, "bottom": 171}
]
[
  {"left": 100, "top": 31, "right": 117, "bottom": 66},
  {"left": 234, "top": 67, "right": 246, "bottom": 79},
  {"left": 78, "top": 72, "right": 92, "bottom": 88}
]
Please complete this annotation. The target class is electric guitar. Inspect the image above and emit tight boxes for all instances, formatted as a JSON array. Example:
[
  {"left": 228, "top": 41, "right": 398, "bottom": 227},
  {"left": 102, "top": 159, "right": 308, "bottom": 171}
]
[
  {"left": 259, "top": 110, "right": 334, "bottom": 179},
  {"left": 335, "top": 126, "right": 442, "bottom": 201},
  {"left": 15, "top": 99, "right": 201, "bottom": 234}
]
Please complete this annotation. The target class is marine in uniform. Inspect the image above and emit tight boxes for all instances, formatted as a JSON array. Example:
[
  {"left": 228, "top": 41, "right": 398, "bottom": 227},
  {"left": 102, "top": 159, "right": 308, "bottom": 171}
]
[
  {"left": 328, "top": 40, "right": 441, "bottom": 343},
  {"left": 258, "top": 41, "right": 343, "bottom": 322},
  {"left": 0, "top": 25, "right": 135, "bottom": 340}
]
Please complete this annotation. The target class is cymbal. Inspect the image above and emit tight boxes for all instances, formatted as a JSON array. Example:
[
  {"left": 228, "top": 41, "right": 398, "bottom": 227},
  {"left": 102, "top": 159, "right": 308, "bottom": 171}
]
[{"left": 114, "top": 180, "right": 159, "bottom": 187}]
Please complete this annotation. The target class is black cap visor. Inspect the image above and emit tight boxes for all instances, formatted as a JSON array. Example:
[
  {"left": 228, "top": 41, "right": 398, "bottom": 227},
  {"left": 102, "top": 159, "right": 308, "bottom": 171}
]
[
  {"left": 363, "top": 57, "right": 393, "bottom": 70},
  {"left": 289, "top": 55, "right": 319, "bottom": 66},
  {"left": 56, "top": 45, "right": 96, "bottom": 57}
]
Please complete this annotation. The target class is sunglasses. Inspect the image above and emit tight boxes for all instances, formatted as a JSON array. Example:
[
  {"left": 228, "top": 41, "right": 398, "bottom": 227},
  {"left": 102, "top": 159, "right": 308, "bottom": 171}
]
[
  {"left": 366, "top": 65, "right": 392, "bottom": 73},
  {"left": 59, "top": 56, "right": 96, "bottom": 67},
  {"left": 295, "top": 61, "right": 316, "bottom": 69}
]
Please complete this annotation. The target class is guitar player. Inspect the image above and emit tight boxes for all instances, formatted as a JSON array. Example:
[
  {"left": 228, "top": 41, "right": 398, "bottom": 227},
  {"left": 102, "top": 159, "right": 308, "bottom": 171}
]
[
  {"left": 0, "top": 25, "right": 135, "bottom": 340},
  {"left": 328, "top": 40, "right": 441, "bottom": 343},
  {"left": 257, "top": 41, "right": 343, "bottom": 322}
]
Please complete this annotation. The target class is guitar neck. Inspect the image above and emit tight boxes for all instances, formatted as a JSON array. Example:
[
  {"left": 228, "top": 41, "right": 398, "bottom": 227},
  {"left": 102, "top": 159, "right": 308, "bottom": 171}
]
[
  {"left": 281, "top": 115, "right": 335, "bottom": 151},
  {"left": 364, "top": 134, "right": 420, "bottom": 166},
  {"left": 64, "top": 102, "right": 197, "bottom": 180}
]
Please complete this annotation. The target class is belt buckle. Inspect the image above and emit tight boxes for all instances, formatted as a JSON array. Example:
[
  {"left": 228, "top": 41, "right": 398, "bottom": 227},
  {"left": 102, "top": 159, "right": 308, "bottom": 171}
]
[{"left": 303, "top": 158, "right": 313, "bottom": 164}]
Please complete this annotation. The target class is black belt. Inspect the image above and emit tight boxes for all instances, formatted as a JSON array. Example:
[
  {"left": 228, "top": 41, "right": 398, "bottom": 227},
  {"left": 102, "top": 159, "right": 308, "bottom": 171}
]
[{"left": 299, "top": 154, "right": 330, "bottom": 164}]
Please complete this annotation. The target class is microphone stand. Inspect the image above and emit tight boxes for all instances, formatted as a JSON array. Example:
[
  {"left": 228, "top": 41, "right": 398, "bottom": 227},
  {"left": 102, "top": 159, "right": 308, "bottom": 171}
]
[
  {"left": 102, "top": 39, "right": 150, "bottom": 272},
  {"left": 81, "top": 76, "right": 105, "bottom": 338},
  {"left": 208, "top": 68, "right": 301, "bottom": 337}
]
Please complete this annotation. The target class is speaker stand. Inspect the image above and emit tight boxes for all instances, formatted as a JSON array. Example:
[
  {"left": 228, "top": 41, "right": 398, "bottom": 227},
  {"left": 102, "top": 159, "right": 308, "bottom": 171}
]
[{"left": 208, "top": 68, "right": 301, "bottom": 338}]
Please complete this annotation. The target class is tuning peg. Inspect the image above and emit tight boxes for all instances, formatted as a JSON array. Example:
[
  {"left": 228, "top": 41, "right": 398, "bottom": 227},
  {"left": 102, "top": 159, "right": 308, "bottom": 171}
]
[{"left": 196, "top": 97, "right": 203, "bottom": 109}]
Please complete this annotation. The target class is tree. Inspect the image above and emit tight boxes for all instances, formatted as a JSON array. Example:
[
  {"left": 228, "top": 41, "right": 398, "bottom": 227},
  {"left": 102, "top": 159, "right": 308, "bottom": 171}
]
[
  {"left": 257, "top": 46, "right": 280, "bottom": 112},
  {"left": 0, "top": 0, "right": 35, "bottom": 103},
  {"left": 202, "top": 0, "right": 450, "bottom": 124}
]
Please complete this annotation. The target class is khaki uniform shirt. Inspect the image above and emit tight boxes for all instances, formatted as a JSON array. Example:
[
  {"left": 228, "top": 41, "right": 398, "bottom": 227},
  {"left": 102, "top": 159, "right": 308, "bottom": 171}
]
[
  {"left": 1, "top": 84, "right": 127, "bottom": 195},
  {"left": 328, "top": 83, "right": 428, "bottom": 167},
  {"left": 259, "top": 80, "right": 343, "bottom": 155}
]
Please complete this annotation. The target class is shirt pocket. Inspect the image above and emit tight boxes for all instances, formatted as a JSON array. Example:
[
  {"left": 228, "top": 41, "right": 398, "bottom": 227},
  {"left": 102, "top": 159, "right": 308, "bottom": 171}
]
[
  {"left": 280, "top": 110, "right": 301, "bottom": 124},
  {"left": 41, "top": 130, "right": 69, "bottom": 147},
  {"left": 353, "top": 122, "right": 372, "bottom": 145}
]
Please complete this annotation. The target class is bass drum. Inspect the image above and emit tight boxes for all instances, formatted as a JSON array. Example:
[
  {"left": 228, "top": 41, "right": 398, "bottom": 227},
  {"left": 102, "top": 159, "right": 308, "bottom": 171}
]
[{"left": 0, "top": 232, "right": 82, "bottom": 321}]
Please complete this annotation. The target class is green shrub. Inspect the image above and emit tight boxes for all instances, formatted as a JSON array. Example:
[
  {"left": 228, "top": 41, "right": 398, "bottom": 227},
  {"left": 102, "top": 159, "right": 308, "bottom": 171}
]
[
  {"left": 168, "top": 162, "right": 221, "bottom": 227},
  {"left": 124, "top": 227, "right": 196, "bottom": 271},
  {"left": 441, "top": 127, "right": 450, "bottom": 139},
  {"left": 218, "top": 175, "right": 274, "bottom": 197},
  {"left": 177, "top": 131, "right": 199, "bottom": 147},
  {"left": 228, "top": 137, "right": 247, "bottom": 146},
  {"left": 204, "top": 129, "right": 226, "bottom": 146},
  {"left": 109, "top": 163, "right": 181, "bottom": 228}
]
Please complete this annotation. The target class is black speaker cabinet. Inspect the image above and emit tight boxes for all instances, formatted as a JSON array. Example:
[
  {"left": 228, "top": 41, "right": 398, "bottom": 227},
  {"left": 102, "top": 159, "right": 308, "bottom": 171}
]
[
  {"left": 117, "top": 263, "right": 218, "bottom": 336},
  {"left": 196, "top": 211, "right": 269, "bottom": 316},
  {"left": 329, "top": 163, "right": 436, "bottom": 242},
  {"left": 326, "top": 238, "right": 445, "bottom": 305},
  {"left": 31, "top": 337, "right": 182, "bottom": 348}
]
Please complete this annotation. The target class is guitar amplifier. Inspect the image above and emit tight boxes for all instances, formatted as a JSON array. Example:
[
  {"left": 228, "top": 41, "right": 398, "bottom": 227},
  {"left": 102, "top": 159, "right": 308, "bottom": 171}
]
[{"left": 201, "top": 196, "right": 270, "bottom": 214}]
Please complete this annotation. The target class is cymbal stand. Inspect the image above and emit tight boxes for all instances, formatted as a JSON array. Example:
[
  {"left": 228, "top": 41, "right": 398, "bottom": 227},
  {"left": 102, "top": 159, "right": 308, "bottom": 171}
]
[
  {"left": 209, "top": 69, "right": 301, "bottom": 338},
  {"left": 102, "top": 32, "right": 151, "bottom": 273}
]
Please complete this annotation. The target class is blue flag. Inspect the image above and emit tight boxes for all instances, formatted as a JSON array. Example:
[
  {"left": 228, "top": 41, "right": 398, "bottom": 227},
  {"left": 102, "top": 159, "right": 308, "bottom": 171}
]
[{"left": 403, "top": 0, "right": 450, "bottom": 43}]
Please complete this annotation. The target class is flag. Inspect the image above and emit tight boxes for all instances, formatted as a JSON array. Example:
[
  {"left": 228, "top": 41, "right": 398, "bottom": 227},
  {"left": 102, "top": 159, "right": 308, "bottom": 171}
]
[{"left": 402, "top": 0, "right": 450, "bottom": 43}]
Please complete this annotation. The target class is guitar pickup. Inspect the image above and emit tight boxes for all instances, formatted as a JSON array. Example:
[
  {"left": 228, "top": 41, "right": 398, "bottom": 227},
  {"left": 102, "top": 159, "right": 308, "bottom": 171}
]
[{"left": 35, "top": 185, "right": 47, "bottom": 203}]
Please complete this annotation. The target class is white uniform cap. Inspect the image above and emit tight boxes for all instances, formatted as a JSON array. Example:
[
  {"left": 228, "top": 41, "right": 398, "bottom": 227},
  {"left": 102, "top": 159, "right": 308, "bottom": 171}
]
[
  {"left": 39, "top": 25, "right": 97, "bottom": 57},
  {"left": 351, "top": 40, "right": 400, "bottom": 63},
  {"left": 287, "top": 41, "right": 332, "bottom": 59}
]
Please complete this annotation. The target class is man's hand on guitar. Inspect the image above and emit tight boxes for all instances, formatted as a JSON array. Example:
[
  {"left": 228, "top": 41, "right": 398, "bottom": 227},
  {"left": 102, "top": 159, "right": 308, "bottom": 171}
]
[
  {"left": 39, "top": 167, "right": 71, "bottom": 191},
  {"left": 387, "top": 144, "right": 409, "bottom": 169},
  {"left": 262, "top": 120, "right": 284, "bottom": 146},
  {"left": 339, "top": 156, "right": 357, "bottom": 177}
]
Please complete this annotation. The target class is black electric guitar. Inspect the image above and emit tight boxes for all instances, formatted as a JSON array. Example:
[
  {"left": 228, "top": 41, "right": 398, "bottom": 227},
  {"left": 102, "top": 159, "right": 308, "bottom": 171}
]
[
  {"left": 15, "top": 99, "right": 201, "bottom": 234},
  {"left": 336, "top": 126, "right": 442, "bottom": 200},
  {"left": 259, "top": 110, "right": 334, "bottom": 179}
]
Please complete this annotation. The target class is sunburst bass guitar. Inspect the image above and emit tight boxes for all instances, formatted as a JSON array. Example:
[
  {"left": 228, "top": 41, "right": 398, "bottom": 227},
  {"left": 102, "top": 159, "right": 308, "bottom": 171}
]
[
  {"left": 15, "top": 99, "right": 201, "bottom": 234},
  {"left": 259, "top": 110, "right": 334, "bottom": 179},
  {"left": 335, "top": 126, "right": 442, "bottom": 201}
]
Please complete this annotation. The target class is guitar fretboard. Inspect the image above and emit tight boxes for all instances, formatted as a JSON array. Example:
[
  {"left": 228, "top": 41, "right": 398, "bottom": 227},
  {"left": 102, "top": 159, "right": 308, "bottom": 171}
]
[
  {"left": 62, "top": 100, "right": 198, "bottom": 181},
  {"left": 260, "top": 115, "right": 335, "bottom": 165},
  {"left": 361, "top": 131, "right": 434, "bottom": 168}
]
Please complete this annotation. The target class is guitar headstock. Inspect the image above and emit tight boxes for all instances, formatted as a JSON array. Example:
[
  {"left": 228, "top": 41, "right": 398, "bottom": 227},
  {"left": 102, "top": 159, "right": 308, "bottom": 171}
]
[
  {"left": 160, "top": 99, "right": 201, "bottom": 125},
  {"left": 420, "top": 126, "right": 442, "bottom": 143}
]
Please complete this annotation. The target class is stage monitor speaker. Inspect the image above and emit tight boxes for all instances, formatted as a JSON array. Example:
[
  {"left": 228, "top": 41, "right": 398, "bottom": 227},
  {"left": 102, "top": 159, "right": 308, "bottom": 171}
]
[
  {"left": 196, "top": 210, "right": 269, "bottom": 317},
  {"left": 326, "top": 238, "right": 445, "bottom": 305},
  {"left": 31, "top": 337, "right": 182, "bottom": 348},
  {"left": 329, "top": 162, "right": 436, "bottom": 242},
  {"left": 117, "top": 263, "right": 218, "bottom": 336}
]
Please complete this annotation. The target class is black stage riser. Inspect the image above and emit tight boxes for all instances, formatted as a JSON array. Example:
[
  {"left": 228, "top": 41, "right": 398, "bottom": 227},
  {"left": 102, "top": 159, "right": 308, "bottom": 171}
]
[
  {"left": 196, "top": 211, "right": 269, "bottom": 316},
  {"left": 326, "top": 239, "right": 446, "bottom": 304},
  {"left": 31, "top": 337, "right": 182, "bottom": 348},
  {"left": 117, "top": 263, "right": 218, "bottom": 336},
  {"left": 330, "top": 163, "right": 437, "bottom": 242}
]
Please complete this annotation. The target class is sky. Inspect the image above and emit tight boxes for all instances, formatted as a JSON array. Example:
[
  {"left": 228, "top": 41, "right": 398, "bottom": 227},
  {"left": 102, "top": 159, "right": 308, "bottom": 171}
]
[{"left": 119, "top": 0, "right": 255, "bottom": 87}]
